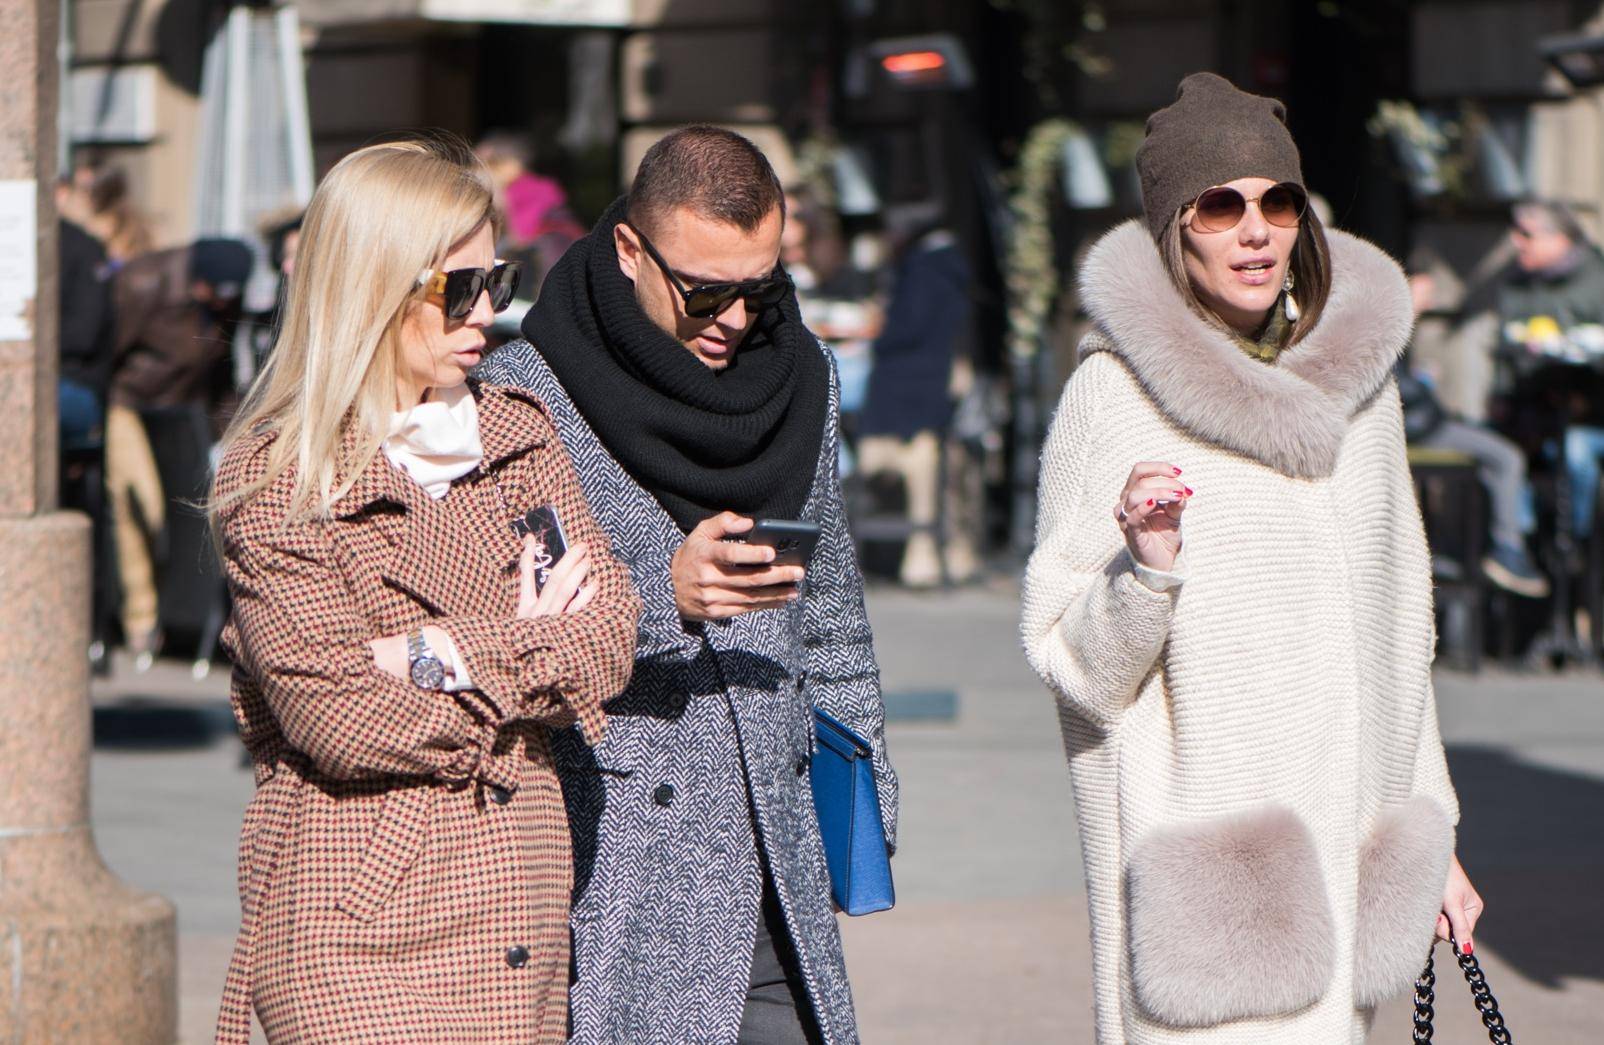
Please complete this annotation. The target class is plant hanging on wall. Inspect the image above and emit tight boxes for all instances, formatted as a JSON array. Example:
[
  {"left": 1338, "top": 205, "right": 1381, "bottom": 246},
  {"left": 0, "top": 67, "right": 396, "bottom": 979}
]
[{"left": 1005, "top": 118, "right": 1078, "bottom": 363}]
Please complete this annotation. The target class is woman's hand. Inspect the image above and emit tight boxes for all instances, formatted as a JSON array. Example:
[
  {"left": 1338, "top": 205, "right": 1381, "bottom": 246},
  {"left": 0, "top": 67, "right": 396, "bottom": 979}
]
[
  {"left": 1437, "top": 852, "right": 1484, "bottom": 956},
  {"left": 516, "top": 535, "right": 595, "bottom": 617},
  {"left": 1114, "top": 461, "right": 1193, "bottom": 572},
  {"left": 369, "top": 633, "right": 409, "bottom": 680}
]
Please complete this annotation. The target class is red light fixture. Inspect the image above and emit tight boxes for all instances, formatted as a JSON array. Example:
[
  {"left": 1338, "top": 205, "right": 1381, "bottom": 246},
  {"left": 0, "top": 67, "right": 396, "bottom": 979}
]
[{"left": 881, "top": 51, "right": 946, "bottom": 75}]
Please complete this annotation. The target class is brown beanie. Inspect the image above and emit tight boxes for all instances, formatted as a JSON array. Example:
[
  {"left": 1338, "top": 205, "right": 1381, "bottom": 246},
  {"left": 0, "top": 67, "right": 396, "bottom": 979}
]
[{"left": 1135, "top": 72, "right": 1304, "bottom": 239}]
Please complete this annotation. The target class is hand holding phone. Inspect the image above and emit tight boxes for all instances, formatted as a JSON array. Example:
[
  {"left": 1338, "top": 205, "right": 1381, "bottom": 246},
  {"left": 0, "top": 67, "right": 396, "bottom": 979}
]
[
  {"left": 672, "top": 512, "right": 808, "bottom": 622},
  {"left": 513, "top": 505, "right": 592, "bottom": 616},
  {"left": 740, "top": 518, "right": 822, "bottom": 567}
]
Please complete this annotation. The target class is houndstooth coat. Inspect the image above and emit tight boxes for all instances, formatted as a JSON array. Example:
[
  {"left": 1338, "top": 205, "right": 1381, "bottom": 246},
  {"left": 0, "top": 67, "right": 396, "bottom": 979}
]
[
  {"left": 478, "top": 339, "right": 898, "bottom": 1045},
  {"left": 212, "top": 383, "right": 639, "bottom": 1043}
]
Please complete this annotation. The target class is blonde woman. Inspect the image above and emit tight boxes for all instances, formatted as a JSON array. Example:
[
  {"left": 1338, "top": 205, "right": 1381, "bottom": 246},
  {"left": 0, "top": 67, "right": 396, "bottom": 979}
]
[
  {"left": 1021, "top": 74, "right": 1481, "bottom": 1042},
  {"left": 210, "top": 137, "right": 639, "bottom": 1043}
]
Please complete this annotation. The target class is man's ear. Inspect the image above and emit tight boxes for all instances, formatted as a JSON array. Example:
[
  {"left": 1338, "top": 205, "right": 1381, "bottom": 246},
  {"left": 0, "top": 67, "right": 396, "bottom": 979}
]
[{"left": 615, "top": 222, "right": 641, "bottom": 285}]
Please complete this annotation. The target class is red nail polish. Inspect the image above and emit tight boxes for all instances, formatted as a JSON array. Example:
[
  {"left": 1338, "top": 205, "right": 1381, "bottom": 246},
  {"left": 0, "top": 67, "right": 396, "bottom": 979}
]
[
  {"left": 1173, "top": 467, "right": 1182, "bottom": 475},
  {"left": 1146, "top": 499, "right": 1154, "bottom": 507},
  {"left": 1462, "top": 941, "right": 1473, "bottom": 956},
  {"left": 1184, "top": 487, "right": 1194, "bottom": 496}
]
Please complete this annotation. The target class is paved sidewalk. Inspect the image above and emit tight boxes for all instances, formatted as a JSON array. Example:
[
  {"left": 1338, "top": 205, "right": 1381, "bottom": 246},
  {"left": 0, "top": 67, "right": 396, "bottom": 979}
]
[{"left": 88, "top": 581, "right": 1604, "bottom": 1042}]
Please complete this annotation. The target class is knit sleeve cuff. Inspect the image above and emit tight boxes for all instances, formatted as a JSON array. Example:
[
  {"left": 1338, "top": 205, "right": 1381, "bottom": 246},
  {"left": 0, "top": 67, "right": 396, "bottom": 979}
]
[{"left": 1131, "top": 551, "right": 1187, "bottom": 593}]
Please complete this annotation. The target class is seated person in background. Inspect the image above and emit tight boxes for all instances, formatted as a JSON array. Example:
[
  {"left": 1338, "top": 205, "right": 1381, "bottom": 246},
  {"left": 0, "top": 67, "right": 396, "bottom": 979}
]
[
  {"left": 1406, "top": 268, "right": 1548, "bottom": 598},
  {"left": 1498, "top": 198, "right": 1604, "bottom": 544},
  {"left": 857, "top": 202, "right": 979, "bottom": 587}
]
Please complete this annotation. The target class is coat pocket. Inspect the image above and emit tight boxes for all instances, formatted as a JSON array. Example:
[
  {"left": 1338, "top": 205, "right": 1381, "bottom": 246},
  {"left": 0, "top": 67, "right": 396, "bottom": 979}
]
[
  {"left": 335, "top": 786, "right": 434, "bottom": 923},
  {"left": 1354, "top": 797, "right": 1453, "bottom": 1008},
  {"left": 1127, "top": 804, "right": 1334, "bottom": 1027}
]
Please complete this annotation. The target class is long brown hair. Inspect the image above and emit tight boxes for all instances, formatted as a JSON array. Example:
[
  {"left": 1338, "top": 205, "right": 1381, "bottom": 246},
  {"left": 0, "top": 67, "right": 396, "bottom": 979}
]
[{"left": 1158, "top": 201, "right": 1332, "bottom": 344}]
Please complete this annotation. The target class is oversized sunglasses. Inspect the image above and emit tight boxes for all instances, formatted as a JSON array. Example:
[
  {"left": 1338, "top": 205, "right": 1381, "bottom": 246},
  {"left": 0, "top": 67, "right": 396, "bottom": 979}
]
[
  {"left": 417, "top": 260, "right": 523, "bottom": 320},
  {"left": 625, "top": 222, "right": 791, "bottom": 319},
  {"left": 1186, "top": 182, "right": 1308, "bottom": 233}
]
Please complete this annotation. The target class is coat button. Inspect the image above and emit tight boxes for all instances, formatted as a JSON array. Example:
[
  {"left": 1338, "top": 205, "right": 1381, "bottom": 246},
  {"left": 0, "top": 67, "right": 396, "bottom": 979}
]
[
  {"left": 795, "top": 759, "right": 808, "bottom": 777},
  {"left": 652, "top": 783, "right": 676, "bottom": 807},
  {"left": 488, "top": 785, "right": 512, "bottom": 806},
  {"left": 505, "top": 945, "right": 529, "bottom": 968}
]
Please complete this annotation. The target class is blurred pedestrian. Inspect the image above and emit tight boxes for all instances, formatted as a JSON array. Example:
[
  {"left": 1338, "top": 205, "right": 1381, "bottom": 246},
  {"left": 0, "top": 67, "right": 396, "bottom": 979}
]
[
  {"left": 1021, "top": 73, "right": 1479, "bottom": 1042},
  {"left": 208, "top": 137, "right": 639, "bottom": 1044},
  {"left": 106, "top": 238, "right": 252, "bottom": 668},
  {"left": 1498, "top": 199, "right": 1604, "bottom": 542},
  {"left": 476, "top": 130, "right": 585, "bottom": 297},
  {"left": 1403, "top": 269, "right": 1547, "bottom": 597},
  {"left": 55, "top": 179, "right": 117, "bottom": 451},
  {"left": 857, "top": 202, "right": 979, "bottom": 586},
  {"left": 71, "top": 159, "right": 152, "bottom": 263},
  {"left": 783, "top": 189, "right": 881, "bottom": 471},
  {"left": 479, "top": 125, "right": 896, "bottom": 1045},
  {"left": 246, "top": 208, "right": 304, "bottom": 375}
]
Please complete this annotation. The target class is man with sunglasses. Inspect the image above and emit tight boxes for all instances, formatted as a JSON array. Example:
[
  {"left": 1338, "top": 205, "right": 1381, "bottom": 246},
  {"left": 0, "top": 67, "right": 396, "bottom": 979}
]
[{"left": 478, "top": 125, "right": 895, "bottom": 1045}]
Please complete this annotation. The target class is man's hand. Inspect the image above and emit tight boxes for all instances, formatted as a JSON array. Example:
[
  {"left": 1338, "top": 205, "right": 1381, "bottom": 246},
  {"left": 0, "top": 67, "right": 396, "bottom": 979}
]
[{"left": 672, "top": 512, "right": 804, "bottom": 621}]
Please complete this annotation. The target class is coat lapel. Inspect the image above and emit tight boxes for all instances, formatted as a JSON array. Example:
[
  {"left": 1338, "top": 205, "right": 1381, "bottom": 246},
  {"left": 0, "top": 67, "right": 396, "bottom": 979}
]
[
  {"left": 330, "top": 383, "right": 552, "bottom": 618},
  {"left": 1077, "top": 220, "right": 1413, "bottom": 478}
]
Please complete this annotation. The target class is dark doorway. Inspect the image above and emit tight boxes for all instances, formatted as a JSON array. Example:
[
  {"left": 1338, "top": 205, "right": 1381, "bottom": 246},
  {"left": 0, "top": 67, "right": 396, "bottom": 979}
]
[{"left": 1287, "top": 0, "right": 1413, "bottom": 253}]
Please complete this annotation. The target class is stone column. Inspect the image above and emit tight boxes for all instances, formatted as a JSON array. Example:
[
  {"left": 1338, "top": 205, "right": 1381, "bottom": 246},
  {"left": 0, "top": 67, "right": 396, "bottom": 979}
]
[{"left": 0, "top": 0, "right": 178, "bottom": 1041}]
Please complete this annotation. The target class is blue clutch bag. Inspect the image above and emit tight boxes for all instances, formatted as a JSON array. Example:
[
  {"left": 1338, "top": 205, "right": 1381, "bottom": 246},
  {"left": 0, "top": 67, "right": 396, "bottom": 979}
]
[{"left": 810, "top": 707, "right": 894, "bottom": 916}]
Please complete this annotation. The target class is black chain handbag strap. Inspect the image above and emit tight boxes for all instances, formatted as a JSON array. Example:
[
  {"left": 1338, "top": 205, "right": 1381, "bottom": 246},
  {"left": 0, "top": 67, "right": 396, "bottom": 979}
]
[{"left": 1411, "top": 938, "right": 1513, "bottom": 1043}]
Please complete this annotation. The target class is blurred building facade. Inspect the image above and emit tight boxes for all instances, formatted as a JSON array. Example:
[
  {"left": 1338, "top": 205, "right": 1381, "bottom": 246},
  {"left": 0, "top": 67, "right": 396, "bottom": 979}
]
[{"left": 61, "top": 0, "right": 1604, "bottom": 546}]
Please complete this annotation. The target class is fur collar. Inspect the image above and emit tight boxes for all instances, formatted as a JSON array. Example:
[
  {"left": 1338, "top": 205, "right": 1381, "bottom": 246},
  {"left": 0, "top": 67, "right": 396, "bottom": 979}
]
[{"left": 1078, "top": 219, "right": 1412, "bottom": 478}]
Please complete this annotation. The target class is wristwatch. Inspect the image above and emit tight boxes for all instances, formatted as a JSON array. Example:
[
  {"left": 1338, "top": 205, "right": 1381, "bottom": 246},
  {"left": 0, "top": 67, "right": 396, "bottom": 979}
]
[{"left": 407, "top": 630, "right": 446, "bottom": 690}]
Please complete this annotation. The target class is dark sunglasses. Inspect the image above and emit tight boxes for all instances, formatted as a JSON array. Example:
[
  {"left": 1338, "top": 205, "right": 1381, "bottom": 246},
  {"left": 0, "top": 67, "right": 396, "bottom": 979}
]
[
  {"left": 1187, "top": 182, "right": 1308, "bottom": 233},
  {"left": 625, "top": 222, "right": 791, "bottom": 319},
  {"left": 418, "top": 260, "right": 522, "bottom": 320}
]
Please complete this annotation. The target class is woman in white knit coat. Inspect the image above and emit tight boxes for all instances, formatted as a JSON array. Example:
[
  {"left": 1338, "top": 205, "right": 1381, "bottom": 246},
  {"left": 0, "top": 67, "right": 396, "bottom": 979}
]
[{"left": 1021, "top": 73, "right": 1484, "bottom": 1044}]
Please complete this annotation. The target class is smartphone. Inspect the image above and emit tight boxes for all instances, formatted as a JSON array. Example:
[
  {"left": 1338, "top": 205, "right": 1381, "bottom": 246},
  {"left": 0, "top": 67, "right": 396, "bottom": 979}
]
[
  {"left": 511, "top": 505, "right": 569, "bottom": 592},
  {"left": 744, "top": 518, "right": 822, "bottom": 568}
]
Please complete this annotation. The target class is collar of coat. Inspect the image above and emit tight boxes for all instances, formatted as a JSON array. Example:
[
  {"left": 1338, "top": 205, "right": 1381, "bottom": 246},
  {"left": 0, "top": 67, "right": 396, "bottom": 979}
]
[
  {"left": 332, "top": 379, "right": 549, "bottom": 519},
  {"left": 1078, "top": 219, "right": 1413, "bottom": 479}
]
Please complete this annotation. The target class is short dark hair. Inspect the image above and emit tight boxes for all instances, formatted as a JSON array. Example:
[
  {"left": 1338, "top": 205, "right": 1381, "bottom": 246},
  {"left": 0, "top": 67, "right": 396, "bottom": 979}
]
[
  {"left": 1512, "top": 198, "right": 1588, "bottom": 245},
  {"left": 627, "top": 125, "right": 785, "bottom": 237}
]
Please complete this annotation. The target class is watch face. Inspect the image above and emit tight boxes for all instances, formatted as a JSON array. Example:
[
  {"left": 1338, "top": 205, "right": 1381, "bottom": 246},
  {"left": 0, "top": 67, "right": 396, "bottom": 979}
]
[{"left": 410, "top": 655, "right": 446, "bottom": 690}]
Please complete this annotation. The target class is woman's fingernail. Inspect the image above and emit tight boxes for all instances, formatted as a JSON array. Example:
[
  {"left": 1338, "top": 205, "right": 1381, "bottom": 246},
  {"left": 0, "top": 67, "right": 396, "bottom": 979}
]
[
  {"left": 1173, "top": 467, "right": 1182, "bottom": 475},
  {"left": 1463, "top": 941, "right": 1473, "bottom": 956},
  {"left": 1184, "top": 487, "right": 1194, "bottom": 496},
  {"left": 1146, "top": 499, "right": 1155, "bottom": 507}
]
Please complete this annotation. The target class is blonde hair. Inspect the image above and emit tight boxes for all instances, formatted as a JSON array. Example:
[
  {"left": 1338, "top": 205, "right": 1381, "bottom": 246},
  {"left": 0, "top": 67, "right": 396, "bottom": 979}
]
[{"left": 210, "top": 135, "right": 494, "bottom": 528}]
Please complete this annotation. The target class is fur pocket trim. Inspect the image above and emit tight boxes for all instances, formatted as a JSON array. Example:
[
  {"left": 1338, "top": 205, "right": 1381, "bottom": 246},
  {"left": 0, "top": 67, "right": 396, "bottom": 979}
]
[
  {"left": 1128, "top": 805, "right": 1334, "bottom": 1026},
  {"left": 1354, "top": 797, "right": 1453, "bottom": 1007}
]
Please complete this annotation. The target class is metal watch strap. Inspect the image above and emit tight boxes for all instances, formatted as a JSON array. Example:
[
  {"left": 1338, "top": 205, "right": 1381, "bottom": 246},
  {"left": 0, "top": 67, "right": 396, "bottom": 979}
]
[{"left": 407, "top": 629, "right": 446, "bottom": 690}]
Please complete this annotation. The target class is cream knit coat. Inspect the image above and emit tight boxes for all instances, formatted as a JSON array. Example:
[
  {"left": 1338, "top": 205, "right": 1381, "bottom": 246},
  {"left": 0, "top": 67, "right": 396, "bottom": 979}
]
[{"left": 1021, "top": 220, "right": 1459, "bottom": 1044}]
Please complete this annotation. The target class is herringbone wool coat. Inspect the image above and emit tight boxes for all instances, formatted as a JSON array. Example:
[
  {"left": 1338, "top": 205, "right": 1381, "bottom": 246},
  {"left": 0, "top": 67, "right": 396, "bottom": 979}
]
[
  {"left": 478, "top": 340, "right": 897, "bottom": 1045},
  {"left": 212, "top": 383, "right": 639, "bottom": 1044}
]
